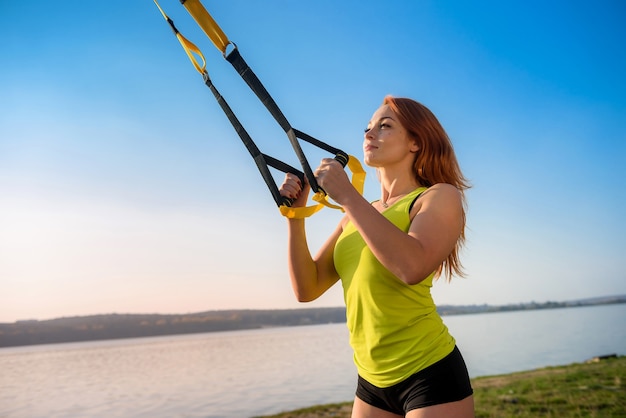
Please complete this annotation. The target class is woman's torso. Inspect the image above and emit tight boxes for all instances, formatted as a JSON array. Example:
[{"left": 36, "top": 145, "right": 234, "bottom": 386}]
[{"left": 334, "top": 187, "right": 456, "bottom": 387}]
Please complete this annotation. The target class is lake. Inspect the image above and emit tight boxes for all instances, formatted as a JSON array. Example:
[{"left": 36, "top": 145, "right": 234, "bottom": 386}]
[{"left": 0, "top": 304, "right": 624, "bottom": 417}]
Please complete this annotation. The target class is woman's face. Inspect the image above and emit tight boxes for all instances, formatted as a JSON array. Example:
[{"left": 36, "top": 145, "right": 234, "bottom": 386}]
[{"left": 363, "top": 105, "right": 417, "bottom": 168}]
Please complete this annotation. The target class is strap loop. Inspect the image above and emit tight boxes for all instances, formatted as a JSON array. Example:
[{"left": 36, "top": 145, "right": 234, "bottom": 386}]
[{"left": 154, "top": 0, "right": 207, "bottom": 75}]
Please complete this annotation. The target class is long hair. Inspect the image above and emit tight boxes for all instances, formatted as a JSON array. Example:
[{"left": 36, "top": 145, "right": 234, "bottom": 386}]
[{"left": 383, "top": 95, "right": 470, "bottom": 281}]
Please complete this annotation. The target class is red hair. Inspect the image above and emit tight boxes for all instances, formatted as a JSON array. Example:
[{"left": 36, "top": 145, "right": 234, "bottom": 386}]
[{"left": 383, "top": 96, "right": 470, "bottom": 280}]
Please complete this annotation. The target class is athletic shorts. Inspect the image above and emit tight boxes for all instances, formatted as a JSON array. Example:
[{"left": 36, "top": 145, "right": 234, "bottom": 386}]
[{"left": 355, "top": 346, "right": 473, "bottom": 414}]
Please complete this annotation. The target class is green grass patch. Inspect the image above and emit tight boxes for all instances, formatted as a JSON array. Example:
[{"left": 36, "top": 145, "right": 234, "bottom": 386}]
[{"left": 472, "top": 356, "right": 625, "bottom": 417}]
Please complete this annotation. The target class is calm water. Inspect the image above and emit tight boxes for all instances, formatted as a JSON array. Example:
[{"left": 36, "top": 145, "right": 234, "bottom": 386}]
[{"left": 1, "top": 304, "right": 624, "bottom": 418}]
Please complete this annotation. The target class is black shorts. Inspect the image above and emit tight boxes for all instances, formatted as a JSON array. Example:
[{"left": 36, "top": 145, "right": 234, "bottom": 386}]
[{"left": 355, "top": 346, "right": 473, "bottom": 414}]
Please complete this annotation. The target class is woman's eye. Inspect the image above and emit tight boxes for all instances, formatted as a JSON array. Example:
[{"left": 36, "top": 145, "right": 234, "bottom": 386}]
[{"left": 364, "top": 122, "right": 390, "bottom": 133}]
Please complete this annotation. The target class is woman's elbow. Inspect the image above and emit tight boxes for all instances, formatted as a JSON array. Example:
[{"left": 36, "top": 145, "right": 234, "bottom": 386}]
[
  {"left": 399, "top": 273, "right": 428, "bottom": 286},
  {"left": 296, "top": 295, "right": 316, "bottom": 303},
  {"left": 396, "top": 263, "right": 436, "bottom": 286},
  {"left": 292, "top": 286, "right": 321, "bottom": 303}
]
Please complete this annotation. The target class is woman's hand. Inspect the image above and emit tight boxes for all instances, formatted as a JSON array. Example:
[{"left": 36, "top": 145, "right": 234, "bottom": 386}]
[
  {"left": 279, "top": 173, "right": 310, "bottom": 207},
  {"left": 315, "top": 158, "right": 354, "bottom": 205}
]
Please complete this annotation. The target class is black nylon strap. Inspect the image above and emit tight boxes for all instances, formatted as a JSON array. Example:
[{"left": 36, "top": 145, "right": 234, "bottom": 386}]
[
  {"left": 203, "top": 72, "right": 303, "bottom": 207},
  {"left": 225, "top": 48, "right": 291, "bottom": 132},
  {"left": 224, "top": 47, "right": 348, "bottom": 194}
]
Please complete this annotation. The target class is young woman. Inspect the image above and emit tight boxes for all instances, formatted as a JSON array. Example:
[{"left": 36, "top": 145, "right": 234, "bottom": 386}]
[{"left": 279, "top": 96, "right": 474, "bottom": 417}]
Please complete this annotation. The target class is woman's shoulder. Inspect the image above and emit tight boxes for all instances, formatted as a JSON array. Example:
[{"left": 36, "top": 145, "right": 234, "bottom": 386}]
[
  {"left": 411, "top": 183, "right": 462, "bottom": 215},
  {"left": 425, "top": 182, "right": 459, "bottom": 193},
  {"left": 422, "top": 183, "right": 462, "bottom": 200}
]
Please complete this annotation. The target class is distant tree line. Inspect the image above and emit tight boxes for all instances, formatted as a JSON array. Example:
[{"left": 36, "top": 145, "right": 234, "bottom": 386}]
[
  {"left": 0, "top": 308, "right": 347, "bottom": 348},
  {"left": 1, "top": 295, "right": 623, "bottom": 348}
]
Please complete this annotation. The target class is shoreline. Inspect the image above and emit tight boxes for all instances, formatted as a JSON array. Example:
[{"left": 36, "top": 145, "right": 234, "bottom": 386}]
[{"left": 257, "top": 355, "right": 625, "bottom": 418}]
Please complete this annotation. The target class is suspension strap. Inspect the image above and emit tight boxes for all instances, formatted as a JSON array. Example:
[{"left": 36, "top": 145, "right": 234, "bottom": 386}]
[
  {"left": 155, "top": 1, "right": 306, "bottom": 208},
  {"left": 155, "top": 0, "right": 366, "bottom": 218},
  {"left": 180, "top": 0, "right": 359, "bottom": 197}
]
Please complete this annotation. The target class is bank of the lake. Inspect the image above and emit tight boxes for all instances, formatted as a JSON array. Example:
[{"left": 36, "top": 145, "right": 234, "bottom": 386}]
[{"left": 260, "top": 355, "right": 626, "bottom": 418}]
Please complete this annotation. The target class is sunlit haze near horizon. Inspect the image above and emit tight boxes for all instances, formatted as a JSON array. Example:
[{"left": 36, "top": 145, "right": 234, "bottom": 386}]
[{"left": 1, "top": 1, "right": 625, "bottom": 322}]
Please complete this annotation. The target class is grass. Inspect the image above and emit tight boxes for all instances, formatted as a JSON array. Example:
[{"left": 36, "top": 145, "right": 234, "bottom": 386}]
[{"left": 257, "top": 355, "right": 625, "bottom": 417}]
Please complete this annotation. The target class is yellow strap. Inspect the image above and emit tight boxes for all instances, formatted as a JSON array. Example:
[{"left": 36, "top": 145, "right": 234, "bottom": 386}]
[
  {"left": 279, "top": 202, "right": 325, "bottom": 218},
  {"left": 346, "top": 154, "right": 367, "bottom": 196},
  {"left": 154, "top": 0, "right": 207, "bottom": 75},
  {"left": 177, "top": 33, "right": 207, "bottom": 75},
  {"left": 279, "top": 155, "right": 367, "bottom": 219},
  {"left": 181, "top": 0, "right": 230, "bottom": 54}
]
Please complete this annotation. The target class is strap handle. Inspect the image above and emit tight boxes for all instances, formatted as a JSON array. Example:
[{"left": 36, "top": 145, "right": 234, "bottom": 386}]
[{"left": 280, "top": 155, "right": 366, "bottom": 219}]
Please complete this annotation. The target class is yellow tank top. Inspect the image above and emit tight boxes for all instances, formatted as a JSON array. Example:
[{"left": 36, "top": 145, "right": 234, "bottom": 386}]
[{"left": 334, "top": 187, "right": 456, "bottom": 387}]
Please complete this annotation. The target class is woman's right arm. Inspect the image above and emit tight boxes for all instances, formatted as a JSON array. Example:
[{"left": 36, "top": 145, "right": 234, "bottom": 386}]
[{"left": 281, "top": 174, "right": 342, "bottom": 302}]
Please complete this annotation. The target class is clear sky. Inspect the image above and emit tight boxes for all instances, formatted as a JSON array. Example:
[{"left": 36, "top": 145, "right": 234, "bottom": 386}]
[{"left": 1, "top": 1, "right": 624, "bottom": 323}]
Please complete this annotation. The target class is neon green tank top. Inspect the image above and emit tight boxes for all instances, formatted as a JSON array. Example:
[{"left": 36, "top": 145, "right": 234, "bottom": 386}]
[{"left": 334, "top": 187, "right": 456, "bottom": 387}]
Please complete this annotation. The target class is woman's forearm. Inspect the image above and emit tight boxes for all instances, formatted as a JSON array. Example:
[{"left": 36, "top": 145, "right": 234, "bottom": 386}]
[
  {"left": 286, "top": 218, "right": 319, "bottom": 301},
  {"left": 286, "top": 217, "right": 342, "bottom": 302}
]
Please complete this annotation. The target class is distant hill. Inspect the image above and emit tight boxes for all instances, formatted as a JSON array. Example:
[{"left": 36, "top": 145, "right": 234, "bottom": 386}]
[
  {"left": 1, "top": 295, "right": 624, "bottom": 348},
  {"left": 0, "top": 308, "right": 346, "bottom": 348}
]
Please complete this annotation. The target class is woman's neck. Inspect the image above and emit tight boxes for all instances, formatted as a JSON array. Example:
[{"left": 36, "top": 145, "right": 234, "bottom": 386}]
[{"left": 378, "top": 169, "right": 420, "bottom": 207}]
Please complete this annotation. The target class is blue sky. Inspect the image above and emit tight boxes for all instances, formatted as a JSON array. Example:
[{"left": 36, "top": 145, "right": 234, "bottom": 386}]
[{"left": 1, "top": 0, "right": 624, "bottom": 322}]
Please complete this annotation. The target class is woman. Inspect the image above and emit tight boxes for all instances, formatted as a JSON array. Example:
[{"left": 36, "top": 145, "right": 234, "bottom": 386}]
[{"left": 279, "top": 96, "right": 474, "bottom": 417}]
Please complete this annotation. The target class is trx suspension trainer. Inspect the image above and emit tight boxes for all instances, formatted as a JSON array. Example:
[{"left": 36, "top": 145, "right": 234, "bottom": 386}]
[{"left": 153, "top": 0, "right": 366, "bottom": 218}]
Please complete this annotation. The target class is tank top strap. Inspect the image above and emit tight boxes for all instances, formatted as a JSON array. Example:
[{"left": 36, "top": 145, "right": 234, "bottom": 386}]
[{"left": 396, "top": 186, "right": 428, "bottom": 214}]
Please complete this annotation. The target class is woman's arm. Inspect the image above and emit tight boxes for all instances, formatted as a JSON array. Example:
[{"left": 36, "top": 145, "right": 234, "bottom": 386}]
[
  {"left": 280, "top": 173, "right": 342, "bottom": 302},
  {"left": 317, "top": 161, "right": 463, "bottom": 285},
  {"left": 286, "top": 218, "right": 343, "bottom": 302}
]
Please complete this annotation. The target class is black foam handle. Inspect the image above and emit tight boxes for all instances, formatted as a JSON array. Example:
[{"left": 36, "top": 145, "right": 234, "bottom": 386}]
[
  {"left": 334, "top": 151, "right": 349, "bottom": 168},
  {"left": 280, "top": 170, "right": 306, "bottom": 207}
]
